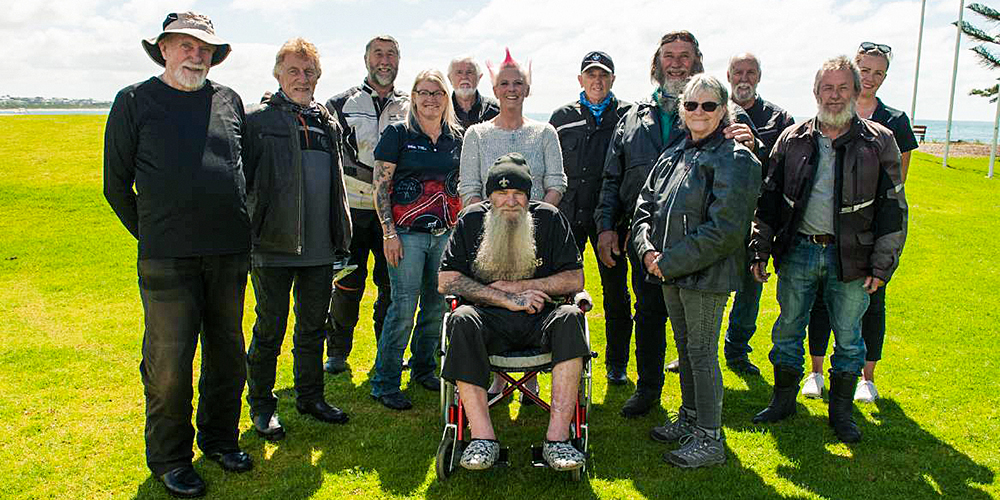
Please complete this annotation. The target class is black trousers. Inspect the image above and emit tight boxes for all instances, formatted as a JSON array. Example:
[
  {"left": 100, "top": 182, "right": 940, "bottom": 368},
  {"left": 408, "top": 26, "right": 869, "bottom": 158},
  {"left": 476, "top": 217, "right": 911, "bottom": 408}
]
[
  {"left": 327, "top": 209, "right": 391, "bottom": 359},
  {"left": 247, "top": 265, "right": 333, "bottom": 416},
  {"left": 808, "top": 284, "right": 888, "bottom": 362},
  {"left": 571, "top": 224, "right": 632, "bottom": 371},
  {"left": 441, "top": 304, "right": 590, "bottom": 390},
  {"left": 137, "top": 253, "right": 249, "bottom": 476},
  {"left": 627, "top": 244, "right": 669, "bottom": 395}
]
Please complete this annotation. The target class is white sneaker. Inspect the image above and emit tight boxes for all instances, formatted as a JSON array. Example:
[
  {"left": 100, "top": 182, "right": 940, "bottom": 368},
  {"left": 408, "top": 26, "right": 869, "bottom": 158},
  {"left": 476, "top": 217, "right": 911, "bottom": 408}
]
[
  {"left": 801, "top": 372, "right": 824, "bottom": 399},
  {"left": 854, "top": 380, "right": 879, "bottom": 403}
]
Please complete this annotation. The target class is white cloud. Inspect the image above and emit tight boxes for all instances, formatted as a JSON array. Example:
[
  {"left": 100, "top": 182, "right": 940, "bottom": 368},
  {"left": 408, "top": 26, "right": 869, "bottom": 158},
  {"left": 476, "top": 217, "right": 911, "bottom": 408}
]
[{"left": 0, "top": 0, "right": 997, "bottom": 123}]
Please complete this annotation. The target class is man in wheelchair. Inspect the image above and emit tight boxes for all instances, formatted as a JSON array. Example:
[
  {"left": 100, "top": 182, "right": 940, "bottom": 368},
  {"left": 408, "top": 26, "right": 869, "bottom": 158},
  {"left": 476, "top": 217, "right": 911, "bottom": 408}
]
[{"left": 438, "top": 153, "right": 589, "bottom": 472}]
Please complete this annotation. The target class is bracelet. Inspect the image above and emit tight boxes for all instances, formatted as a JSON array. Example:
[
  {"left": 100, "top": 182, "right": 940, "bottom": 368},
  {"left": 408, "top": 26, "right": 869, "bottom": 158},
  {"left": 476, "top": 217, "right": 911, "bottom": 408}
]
[{"left": 383, "top": 233, "right": 398, "bottom": 240}]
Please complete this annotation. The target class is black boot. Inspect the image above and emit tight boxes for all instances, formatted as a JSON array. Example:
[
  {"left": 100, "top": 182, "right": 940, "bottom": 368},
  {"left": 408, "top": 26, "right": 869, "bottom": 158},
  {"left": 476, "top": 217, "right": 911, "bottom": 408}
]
[
  {"left": 828, "top": 371, "right": 862, "bottom": 443},
  {"left": 752, "top": 366, "right": 802, "bottom": 424}
]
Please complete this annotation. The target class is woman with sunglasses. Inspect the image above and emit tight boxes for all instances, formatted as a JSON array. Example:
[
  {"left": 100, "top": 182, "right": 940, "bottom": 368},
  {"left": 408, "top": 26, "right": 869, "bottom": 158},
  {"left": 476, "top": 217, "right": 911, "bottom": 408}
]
[
  {"left": 801, "top": 42, "right": 917, "bottom": 404},
  {"left": 369, "top": 69, "right": 464, "bottom": 410},
  {"left": 631, "top": 74, "right": 761, "bottom": 468}
]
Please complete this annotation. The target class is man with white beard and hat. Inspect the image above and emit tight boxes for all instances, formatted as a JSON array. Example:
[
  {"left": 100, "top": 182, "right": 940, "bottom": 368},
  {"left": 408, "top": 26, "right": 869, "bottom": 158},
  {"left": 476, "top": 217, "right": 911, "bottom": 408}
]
[
  {"left": 104, "top": 11, "right": 251, "bottom": 498},
  {"left": 438, "top": 153, "right": 590, "bottom": 472},
  {"left": 748, "top": 55, "right": 907, "bottom": 444}
]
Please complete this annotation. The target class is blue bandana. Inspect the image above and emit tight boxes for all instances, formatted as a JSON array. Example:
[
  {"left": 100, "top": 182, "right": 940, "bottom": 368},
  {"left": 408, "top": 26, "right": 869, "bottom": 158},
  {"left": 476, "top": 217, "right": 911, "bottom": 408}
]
[{"left": 579, "top": 91, "right": 614, "bottom": 125}]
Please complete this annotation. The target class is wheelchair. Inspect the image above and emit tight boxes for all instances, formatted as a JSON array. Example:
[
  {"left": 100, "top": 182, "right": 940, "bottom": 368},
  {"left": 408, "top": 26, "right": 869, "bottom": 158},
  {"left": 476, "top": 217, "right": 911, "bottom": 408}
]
[{"left": 435, "top": 292, "right": 595, "bottom": 481}]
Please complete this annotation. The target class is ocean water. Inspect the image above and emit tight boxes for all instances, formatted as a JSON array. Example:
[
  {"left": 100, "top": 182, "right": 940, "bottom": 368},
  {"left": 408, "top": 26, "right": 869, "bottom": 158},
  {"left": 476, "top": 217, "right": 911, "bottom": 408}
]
[
  {"left": 527, "top": 112, "right": 998, "bottom": 144},
  {"left": 4, "top": 109, "right": 997, "bottom": 143}
]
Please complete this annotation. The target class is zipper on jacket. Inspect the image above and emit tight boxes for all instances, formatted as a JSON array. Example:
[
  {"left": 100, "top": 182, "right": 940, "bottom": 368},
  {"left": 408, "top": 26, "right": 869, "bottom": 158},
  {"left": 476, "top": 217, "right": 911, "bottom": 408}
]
[{"left": 683, "top": 214, "right": 689, "bottom": 235}]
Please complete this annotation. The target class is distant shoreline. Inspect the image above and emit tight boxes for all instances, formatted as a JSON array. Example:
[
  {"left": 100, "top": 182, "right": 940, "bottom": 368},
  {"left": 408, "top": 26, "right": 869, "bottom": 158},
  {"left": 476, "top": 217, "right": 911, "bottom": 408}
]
[{"left": 0, "top": 108, "right": 109, "bottom": 114}]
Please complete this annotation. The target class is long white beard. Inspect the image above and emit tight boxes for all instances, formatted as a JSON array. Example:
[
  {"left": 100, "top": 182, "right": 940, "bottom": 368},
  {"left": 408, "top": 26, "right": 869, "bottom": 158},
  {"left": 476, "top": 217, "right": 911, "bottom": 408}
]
[
  {"left": 473, "top": 208, "right": 537, "bottom": 282},
  {"left": 817, "top": 99, "right": 856, "bottom": 129}
]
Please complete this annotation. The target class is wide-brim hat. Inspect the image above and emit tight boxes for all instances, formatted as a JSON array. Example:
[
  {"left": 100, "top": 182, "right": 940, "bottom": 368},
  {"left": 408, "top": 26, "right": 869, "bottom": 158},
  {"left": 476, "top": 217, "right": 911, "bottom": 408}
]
[{"left": 141, "top": 12, "right": 231, "bottom": 67}]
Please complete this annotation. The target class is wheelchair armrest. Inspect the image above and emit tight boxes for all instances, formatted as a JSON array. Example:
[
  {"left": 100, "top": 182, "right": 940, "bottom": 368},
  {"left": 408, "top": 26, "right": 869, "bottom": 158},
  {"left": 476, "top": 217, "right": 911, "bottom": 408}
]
[{"left": 573, "top": 291, "right": 593, "bottom": 313}]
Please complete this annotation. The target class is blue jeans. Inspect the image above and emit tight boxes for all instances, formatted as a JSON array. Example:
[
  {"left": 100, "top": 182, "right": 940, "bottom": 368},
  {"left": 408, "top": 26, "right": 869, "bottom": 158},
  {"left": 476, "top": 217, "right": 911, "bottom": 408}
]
[
  {"left": 724, "top": 265, "right": 763, "bottom": 362},
  {"left": 370, "top": 230, "right": 450, "bottom": 397},
  {"left": 769, "top": 236, "right": 869, "bottom": 376}
]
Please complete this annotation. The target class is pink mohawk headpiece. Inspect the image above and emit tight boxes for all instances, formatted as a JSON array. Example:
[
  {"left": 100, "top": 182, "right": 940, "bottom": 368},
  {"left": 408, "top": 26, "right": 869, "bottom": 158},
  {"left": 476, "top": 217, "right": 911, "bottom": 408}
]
[{"left": 486, "top": 47, "right": 532, "bottom": 87}]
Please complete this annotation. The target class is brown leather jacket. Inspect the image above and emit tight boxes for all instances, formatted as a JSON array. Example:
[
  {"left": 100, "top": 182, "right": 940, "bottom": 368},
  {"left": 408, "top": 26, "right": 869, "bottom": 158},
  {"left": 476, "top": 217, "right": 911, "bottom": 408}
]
[{"left": 750, "top": 117, "right": 907, "bottom": 283}]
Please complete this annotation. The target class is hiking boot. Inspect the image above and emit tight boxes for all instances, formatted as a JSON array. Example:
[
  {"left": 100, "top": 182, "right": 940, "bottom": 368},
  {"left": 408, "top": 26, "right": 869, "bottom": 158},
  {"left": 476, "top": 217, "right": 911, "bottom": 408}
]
[
  {"left": 854, "top": 379, "right": 879, "bottom": 403},
  {"left": 801, "top": 372, "right": 824, "bottom": 399},
  {"left": 542, "top": 440, "right": 586, "bottom": 471},
  {"left": 752, "top": 365, "right": 802, "bottom": 424},
  {"left": 650, "top": 407, "right": 696, "bottom": 443},
  {"left": 459, "top": 439, "right": 500, "bottom": 470},
  {"left": 664, "top": 428, "right": 726, "bottom": 468},
  {"left": 828, "top": 372, "right": 862, "bottom": 443}
]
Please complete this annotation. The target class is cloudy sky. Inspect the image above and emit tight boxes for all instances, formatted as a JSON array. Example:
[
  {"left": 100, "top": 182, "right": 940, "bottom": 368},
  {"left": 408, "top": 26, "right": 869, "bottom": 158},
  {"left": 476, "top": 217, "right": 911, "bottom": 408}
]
[{"left": 2, "top": 0, "right": 997, "bottom": 122}]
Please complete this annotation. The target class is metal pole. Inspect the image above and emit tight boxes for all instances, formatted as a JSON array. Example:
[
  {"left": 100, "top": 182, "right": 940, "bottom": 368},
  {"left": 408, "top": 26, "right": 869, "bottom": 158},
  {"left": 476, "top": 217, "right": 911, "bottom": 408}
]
[
  {"left": 911, "top": 0, "right": 927, "bottom": 122},
  {"left": 943, "top": 0, "right": 965, "bottom": 168},
  {"left": 990, "top": 92, "right": 998, "bottom": 178}
]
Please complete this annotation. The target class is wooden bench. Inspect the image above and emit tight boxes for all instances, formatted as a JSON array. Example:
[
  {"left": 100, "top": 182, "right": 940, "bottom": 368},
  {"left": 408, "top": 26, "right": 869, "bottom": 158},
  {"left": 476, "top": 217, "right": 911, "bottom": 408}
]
[{"left": 912, "top": 124, "right": 927, "bottom": 142}]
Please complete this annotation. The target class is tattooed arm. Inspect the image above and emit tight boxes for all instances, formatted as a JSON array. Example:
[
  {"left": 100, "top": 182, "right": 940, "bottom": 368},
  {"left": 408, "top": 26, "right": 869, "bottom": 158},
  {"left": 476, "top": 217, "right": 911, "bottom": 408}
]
[
  {"left": 373, "top": 159, "right": 403, "bottom": 266},
  {"left": 488, "top": 269, "right": 584, "bottom": 297},
  {"left": 439, "top": 270, "right": 550, "bottom": 314}
]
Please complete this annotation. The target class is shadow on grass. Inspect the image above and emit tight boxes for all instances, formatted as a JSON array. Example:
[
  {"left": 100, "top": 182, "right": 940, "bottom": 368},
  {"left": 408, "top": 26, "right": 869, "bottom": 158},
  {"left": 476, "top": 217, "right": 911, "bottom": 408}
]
[
  {"left": 128, "top": 364, "right": 994, "bottom": 499},
  {"left": 724, "top": 379, "right": 995, "bottom": 499}
]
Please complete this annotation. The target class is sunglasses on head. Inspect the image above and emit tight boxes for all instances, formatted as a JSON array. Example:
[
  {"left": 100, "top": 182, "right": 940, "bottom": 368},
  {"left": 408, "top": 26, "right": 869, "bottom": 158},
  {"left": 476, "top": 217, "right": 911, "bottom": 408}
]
[
  {"left": 662, "top": 31, "right": 698, "bottom": 46},
  {"left": 859, "top": 42, "right": 892, "bottom": 57},
  {"left": 683, "top": 101, "right": 720, "bottom": 112}
]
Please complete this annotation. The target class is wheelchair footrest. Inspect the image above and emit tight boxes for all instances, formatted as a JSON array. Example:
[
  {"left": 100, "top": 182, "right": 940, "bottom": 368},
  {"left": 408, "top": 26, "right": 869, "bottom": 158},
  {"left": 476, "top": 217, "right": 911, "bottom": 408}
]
[{"left": 530, "top": 442, "right": 590, "bottom": 468}]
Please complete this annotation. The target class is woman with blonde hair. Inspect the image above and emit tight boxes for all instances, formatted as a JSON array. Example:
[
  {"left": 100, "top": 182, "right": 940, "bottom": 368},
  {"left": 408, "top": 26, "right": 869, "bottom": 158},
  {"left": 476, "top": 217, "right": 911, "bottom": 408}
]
[{"left": 369, "top": 69, "right": 464, "bottom": 410}]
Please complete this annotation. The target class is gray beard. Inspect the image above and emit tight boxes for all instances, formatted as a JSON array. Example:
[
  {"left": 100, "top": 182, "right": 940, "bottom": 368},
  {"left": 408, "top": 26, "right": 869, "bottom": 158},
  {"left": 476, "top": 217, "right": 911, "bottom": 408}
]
[
  {"left": 473, "top": 208, "right": 537, "bottom": 282},
  {"left": 817, "top": 99, "right": 857, "bottom": 130},
  {"left": 454, "top": 87, "right": 476, "bottom": 99},
  {"left": 656, "top": 78, "right": 687, "bottom": 114}
]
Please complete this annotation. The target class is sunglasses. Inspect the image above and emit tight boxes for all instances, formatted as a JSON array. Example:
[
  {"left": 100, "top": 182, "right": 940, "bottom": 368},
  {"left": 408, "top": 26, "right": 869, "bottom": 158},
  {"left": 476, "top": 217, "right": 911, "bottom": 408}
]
[
  {"left": 662, "top": 31, "right": 698, "bottom": 46},
  {"left": 683, "top": 101, "right": 720, "bottom": 112},
  {"left": 859, "top": 42, "right": 892, "bottom": 57}
]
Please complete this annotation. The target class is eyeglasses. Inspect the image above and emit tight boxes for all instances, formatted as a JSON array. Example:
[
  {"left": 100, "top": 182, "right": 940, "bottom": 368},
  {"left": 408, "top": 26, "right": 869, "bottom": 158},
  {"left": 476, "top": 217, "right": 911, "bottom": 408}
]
[
  {"left": 859, "top": 42, "right": 892, "bottom": 58},
  {"left": 683, "top": 101, "right": 720, "bottom": 112},
  {"left": 415, "top": 89, "right": 447, "bottom": 98}
]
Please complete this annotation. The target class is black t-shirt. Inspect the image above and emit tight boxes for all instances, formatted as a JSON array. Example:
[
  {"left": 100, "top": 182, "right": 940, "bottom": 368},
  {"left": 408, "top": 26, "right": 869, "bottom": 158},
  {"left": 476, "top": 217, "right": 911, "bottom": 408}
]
[
  {"left": 374, "top": 122, "right": 463, "bottom": 230},
  {"left": 440, "top": 201, "right": 583, "bottom": 281},
  {"left": 871, "top": 98, "right": 919, "bottom": 154},
  {"left": 103, "top": 77, "right": 250, "bottom": 259}
]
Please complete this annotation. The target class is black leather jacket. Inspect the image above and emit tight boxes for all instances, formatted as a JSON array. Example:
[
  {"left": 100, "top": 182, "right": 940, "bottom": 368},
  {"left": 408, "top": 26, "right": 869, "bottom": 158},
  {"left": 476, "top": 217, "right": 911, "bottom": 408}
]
[
  {"left": 632, "top": 129, "right": 761, "bottom": 293},
  {"left": 549, "top": 96, "right": 632, "bottom": 228},
  {"left": 597, "top": 100, "right": 759, "bottom": 235},
  {"left": 244, "top": 94, "right": 352, "bottom": 255}
]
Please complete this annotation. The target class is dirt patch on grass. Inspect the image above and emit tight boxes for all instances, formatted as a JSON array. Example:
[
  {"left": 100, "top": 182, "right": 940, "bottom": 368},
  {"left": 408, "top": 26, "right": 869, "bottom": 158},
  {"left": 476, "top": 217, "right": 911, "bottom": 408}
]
[{"left": 918, "top": 141, "right": 997, "bottom": 158}]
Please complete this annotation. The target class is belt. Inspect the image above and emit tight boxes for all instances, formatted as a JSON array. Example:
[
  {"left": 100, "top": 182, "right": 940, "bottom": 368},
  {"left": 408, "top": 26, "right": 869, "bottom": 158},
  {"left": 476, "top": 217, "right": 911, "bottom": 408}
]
[
  {"left": 405, "top": 226, "right": 449, "bottom": 237},
  {"left": 800, "top": 233, "right": 835, "bottom": 245}
]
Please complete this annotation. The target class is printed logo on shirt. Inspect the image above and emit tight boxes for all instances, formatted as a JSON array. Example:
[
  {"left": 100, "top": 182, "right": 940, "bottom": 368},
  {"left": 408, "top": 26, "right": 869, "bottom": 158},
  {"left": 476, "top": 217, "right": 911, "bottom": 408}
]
[
  {"left": 405, "top": 143, "right": 430, "bottom": 152},
  {"left": 392, "top": 177, "right": 424, "bottom": 205}
]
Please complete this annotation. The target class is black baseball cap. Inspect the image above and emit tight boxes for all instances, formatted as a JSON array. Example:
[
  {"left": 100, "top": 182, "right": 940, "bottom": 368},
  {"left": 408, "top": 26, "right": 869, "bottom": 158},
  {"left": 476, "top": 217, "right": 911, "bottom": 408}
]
[{"left": 581, "top": 51, "right": 614, "bottom": 74}]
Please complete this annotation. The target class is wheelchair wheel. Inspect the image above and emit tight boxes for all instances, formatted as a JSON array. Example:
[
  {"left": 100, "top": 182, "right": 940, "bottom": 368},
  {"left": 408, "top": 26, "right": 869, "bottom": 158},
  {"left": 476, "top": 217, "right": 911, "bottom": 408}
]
[{"left": 436, "top": 427, "right": 457, "bottom": 480}]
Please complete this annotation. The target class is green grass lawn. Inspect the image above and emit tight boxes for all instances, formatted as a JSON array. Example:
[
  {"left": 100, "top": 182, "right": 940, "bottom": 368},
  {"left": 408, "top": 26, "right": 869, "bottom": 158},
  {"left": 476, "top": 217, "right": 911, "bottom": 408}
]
[{"left": 0, "top": 115, "right": 997, "bottom": 499}]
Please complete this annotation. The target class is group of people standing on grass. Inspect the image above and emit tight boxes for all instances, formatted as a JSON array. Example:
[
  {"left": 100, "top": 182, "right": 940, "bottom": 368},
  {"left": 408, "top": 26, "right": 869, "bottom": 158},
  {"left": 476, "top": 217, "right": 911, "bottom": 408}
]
[{"left": 103, "top": 11, "right": 912, "bottom": 497}]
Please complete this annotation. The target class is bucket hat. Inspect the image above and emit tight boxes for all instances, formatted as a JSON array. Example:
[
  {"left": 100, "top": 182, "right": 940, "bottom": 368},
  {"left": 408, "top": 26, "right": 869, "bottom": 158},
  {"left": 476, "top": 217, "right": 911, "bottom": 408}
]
[{"left": 141, "top": 12, "right": 231, "bottom": 67}]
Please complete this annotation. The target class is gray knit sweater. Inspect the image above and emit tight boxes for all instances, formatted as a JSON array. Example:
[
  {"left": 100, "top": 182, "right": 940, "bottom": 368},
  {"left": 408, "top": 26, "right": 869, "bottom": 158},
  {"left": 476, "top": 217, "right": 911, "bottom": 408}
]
[{"left": 458, "top": 119, "right": 566, "bottom": 203}]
